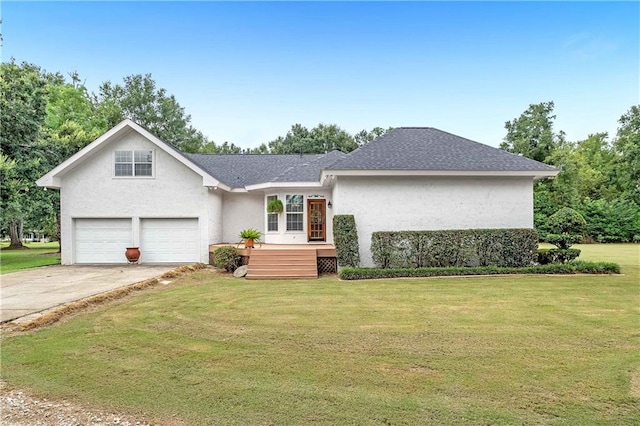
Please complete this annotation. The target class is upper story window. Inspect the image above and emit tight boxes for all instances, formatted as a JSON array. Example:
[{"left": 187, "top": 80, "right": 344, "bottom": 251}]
[{"left": 114, "top": 150, "right": 153, "bottom": 177}]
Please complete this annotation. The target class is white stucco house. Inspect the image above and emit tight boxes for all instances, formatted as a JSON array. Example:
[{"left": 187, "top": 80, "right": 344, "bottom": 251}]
[{"left": 37, "top": 119, "right": 559, "bottom": 267}]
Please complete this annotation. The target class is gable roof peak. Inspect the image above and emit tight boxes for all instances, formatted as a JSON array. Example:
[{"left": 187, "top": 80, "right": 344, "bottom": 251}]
[{"left": 36, "top": 118, "right": 225, "bottom": 190}]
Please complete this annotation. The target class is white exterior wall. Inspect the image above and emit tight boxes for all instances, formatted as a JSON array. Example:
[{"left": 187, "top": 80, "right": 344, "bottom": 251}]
[
  {"left": 208, "top": 189, "right": 223, "bottom": 244},
  {"left": 221, "top": 192, "right": 264, "bottom": 243},
  {"left": 332, "top": 176, "right": 534, "bottom": 267},
  {"left": 262, "top": 189, "right": 334, "bottom": 244},
  {"left": 59, "top": 130, "right": 216, "bottom": 264}
]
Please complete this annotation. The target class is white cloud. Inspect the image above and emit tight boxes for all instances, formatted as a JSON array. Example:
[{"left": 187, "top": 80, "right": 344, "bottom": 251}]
[{"left": 563, "top": 32, "right": 617, "bottom": 61}]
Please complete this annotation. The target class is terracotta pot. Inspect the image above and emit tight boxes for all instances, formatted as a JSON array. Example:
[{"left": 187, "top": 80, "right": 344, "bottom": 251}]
[
  {"left": 125, "top": 247, "right": 141, "bottom": 263},
  {"left": 244, "top": 238, "right": 254, "bottom": 249}
]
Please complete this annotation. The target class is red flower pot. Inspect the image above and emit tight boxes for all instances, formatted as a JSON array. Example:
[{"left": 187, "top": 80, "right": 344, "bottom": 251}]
[{"left": 125, "top": 247, "right": 141, "bottom": 263}]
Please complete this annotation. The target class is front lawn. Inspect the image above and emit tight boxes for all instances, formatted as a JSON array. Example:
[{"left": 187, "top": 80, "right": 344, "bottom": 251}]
[
  {"left": 0, "top": 241, "right": 60, "bottom": 274},
  {"left": 1, "top": 244, "right": 639, "bottom": 424}
]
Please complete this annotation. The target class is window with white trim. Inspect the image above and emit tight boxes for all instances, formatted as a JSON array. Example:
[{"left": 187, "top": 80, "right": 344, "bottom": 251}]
[
  {"left": 267, "top": 195, "right": 278, "bottom": 232},
  {"left": 114, "top": 150, "right": 153, "bottom": 177},
  {"left": 286, "top": 194, "right": 303, "bottom": 231}
]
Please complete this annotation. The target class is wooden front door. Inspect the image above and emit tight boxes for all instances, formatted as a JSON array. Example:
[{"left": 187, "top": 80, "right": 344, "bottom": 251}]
[{"left": 307, "top": 199, "right": 326, "bottom": 242}]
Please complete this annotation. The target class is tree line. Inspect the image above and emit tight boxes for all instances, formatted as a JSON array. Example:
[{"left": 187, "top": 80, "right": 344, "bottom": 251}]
[
  {"left": 1, "top": 60, "right": 638, "bottom": 247},
  {"left": 501, "top": 101, "right": 639, "bottom": 243}
]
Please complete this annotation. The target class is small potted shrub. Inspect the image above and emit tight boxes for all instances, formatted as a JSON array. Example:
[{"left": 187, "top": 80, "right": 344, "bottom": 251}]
[
  {"left": 239, "top": 228, "right": 262, "bottom": 248},
  {"left": 267, "top": 199, "right": 284, "bottom": 214}
]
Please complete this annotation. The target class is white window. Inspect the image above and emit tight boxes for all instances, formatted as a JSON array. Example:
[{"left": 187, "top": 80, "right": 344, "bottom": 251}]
[
  {"left": 267, "top": 195, "right": 278, "bottom": 232},
  {"left": 286, "top": 194, "right": 303, "bottom": 231},
  {"left": 115, "top": 150, "right": 153, "bottom": 177}
]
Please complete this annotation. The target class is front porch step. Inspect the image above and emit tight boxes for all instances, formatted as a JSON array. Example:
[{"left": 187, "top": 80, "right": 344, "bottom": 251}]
[
  {"left": 246, "top": 271, "right": 318, "bottom": 280},
  {"left": 247, "top": 263, "right": 316, "bottom": 269},
  {"left": 246, "top": 249, "right": 318, "bottom": 280},
  {"left": 248, "top": 256, "right": 315, "bottom": 262}
]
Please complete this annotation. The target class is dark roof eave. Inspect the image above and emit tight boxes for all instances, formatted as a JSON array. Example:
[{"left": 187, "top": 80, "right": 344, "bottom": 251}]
[{"left": 321, "top": 169, "right": 560, "bottom": 177}]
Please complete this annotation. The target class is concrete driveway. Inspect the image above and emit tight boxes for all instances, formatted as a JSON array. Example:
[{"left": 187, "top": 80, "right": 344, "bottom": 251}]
[{"left": 1, "top": 265, "right": 178, "bottom": 323}]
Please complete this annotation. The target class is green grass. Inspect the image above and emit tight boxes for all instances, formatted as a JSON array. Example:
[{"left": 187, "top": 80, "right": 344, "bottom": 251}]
[
  {"left": 0, "top": 241, "right": 60, "bottom": 274},
  {"left": 1, "top": 244, "right": 639, "bottom": 425}
]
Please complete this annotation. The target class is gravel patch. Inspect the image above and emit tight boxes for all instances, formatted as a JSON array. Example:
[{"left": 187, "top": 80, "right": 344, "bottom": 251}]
[{"left": 0, "top": 386, "right": 151, "bottom": 426}]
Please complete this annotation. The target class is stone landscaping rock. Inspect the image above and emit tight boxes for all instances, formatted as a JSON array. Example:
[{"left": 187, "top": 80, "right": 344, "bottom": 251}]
[{"left": 233, "top": 265, "right": 248, "bottom": 278}]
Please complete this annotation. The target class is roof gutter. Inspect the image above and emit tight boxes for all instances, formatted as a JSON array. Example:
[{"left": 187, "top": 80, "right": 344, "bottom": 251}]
[
  {"left": 321, "top": 169, "right": 560, "bottom": 180},
  {"left": 244, "top": 181, "right": 324, "bottom": 191}
]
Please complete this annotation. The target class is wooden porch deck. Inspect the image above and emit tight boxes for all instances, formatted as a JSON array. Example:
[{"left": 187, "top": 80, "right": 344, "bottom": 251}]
[
  {"left": 209, "top": 244, "right": 337, "bottom": 279},
  {"left": 210, "top": 243, "right": 336, "bottom": 256}
]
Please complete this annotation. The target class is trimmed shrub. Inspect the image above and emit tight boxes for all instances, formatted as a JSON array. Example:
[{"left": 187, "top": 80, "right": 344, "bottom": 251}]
[
  {"left": 546, "top": 207, "right": 586, "bottom": 249},
  {"left": 338, "top": 261, "right": 620, "bottom": 280},
  {"left": 535, "top": 249, "right": 554, "bottom": 265},
  {"left": 212, "top": 246, "right": 240, "bottom": 272},
  {"left": 548, "top": 248, "right": 581, "bottom": 263},
  {"left": 333, "top": 215, "right": 360, "bottom": 268},
  {"left": 536, "top": 248, "right": 581, "bottom": 264},
  {"left": 545, "top": 234, "right": 583, "bottom": 249},
  {"left": 371, "top": 228, "right": 538, "bottom": 269}
]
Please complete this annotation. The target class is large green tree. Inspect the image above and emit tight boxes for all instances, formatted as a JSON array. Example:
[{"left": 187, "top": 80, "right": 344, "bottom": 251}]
[
  {"left": 95, "top": 74, "right": 207, "bottom": 153},
  {"left": 267, "top": 123, "right": 388, "bottom": 154},
  {"left": 26, "top": 75, "right": 111, "bottom": 247},
  {"left": 500, "top": 101, "right": 565, "bottom": 163},
  {"left": 0, "top": 61, "right": 48, "bottom": 247},
  {"left": 572, "top": 133, "right": 618, "bottom": 200},
  {"left": 201, "top": 140, "right": 245, "bottom": 154},
  {"left": 354, "top": 126, "right": 390, "bottom": 146},
  {"left": 613, "top": 105, "right": 640, "bottom": 204},
  {"left": 267, "top": 123, "right": 326, "bottom": 154},
  {"left": 540, "top": 133, "right": 618, "bottom": 209},
  {"left": 503, "top": 102, "right": 567, "bottom": 237}
]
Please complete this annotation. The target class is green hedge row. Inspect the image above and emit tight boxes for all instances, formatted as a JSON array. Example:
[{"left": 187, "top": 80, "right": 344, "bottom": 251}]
[
  {"left": 333, "top": 214, "right": 360, "bottom": 268},
  {"left": 371, "top": 228, "right": 538, "bottom": 268},
  {"left": 338, "top": 261, "right": 620, "bottom": 280}
]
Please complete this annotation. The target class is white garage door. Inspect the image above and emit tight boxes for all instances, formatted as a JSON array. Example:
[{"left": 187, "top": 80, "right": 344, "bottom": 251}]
[
  {"left": 140, "top": 218, "right": 199, "bottom": 263},
  {"left": 74, "top": 219, "right": 132, "bottom": 264}
]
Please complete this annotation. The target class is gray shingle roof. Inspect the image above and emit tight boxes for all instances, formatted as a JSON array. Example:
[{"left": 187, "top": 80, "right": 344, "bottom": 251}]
[
  {"left": 326, "top": 127, "right": 558, "bottom": 172},
  {"left": 184, "top": 151, "right": 345, "bottom": 189},
  {"left": 182, "top": 128, "right": 556, "bottom": 189},
  {"left": 272, "top": 150, "right": 347, "bottom": 182}
]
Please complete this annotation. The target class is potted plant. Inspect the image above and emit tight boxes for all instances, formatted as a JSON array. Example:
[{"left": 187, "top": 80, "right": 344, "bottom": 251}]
[
  {"left": 266, "top": 199, "right": 284, "bottom": 214},
  {"left": 239, "top": 228, "right": 262, "bottom": 248}
]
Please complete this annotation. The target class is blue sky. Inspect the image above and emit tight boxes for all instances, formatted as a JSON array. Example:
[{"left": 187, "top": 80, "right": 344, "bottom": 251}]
[{"left": 2, "top": 1, "right": 638, "bottom": 148}]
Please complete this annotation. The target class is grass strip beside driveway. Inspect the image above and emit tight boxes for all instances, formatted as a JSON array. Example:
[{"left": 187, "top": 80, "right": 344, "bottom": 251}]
[{"left": 0, "top": 242, "right": 60, "bottom": 274}]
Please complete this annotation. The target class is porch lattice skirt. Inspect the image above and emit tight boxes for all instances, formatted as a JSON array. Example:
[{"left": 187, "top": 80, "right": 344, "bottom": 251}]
[{"left": 317, "top": 257, "right": 337, "bottom": 274}]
